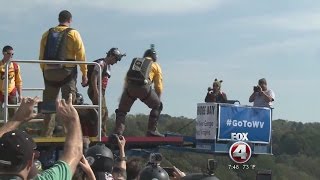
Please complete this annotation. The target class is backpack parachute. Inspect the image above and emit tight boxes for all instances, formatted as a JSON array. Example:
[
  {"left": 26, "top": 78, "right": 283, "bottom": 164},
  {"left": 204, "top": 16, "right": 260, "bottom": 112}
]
[
  {"left": 126, "top": 58, "right": 152, "bottom": 85},
  {"left": 43, "top": 28, "right": 73, "bottom": 60}
]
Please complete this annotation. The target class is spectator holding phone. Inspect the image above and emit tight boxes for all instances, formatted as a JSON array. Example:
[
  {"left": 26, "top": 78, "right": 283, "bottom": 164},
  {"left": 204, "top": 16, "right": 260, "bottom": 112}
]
[
  {"left": 205, "top": 79, "right": 227, "bottom": 103},
  {"left": 249, "top": 78, "right": 275, "bottom": 108},
  {"left": 0, "top": 94, "right": 83, "bottom": 179}
]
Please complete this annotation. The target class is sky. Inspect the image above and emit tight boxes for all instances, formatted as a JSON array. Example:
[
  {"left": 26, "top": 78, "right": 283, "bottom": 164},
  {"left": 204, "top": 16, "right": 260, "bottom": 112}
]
[{"left": 0, "top": 0, "right": 319, "bottom": 122}]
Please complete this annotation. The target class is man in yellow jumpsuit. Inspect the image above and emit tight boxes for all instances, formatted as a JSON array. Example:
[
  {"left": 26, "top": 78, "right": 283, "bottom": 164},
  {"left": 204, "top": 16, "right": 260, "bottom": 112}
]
[
  {"left": 39, "top": 10, "right": 87, "bottom": 136},
  {"left": 0, "top": 45, "right": 22, "bottom": 118},
  {"left": 113, "top": 45, "right": 164, "bottom": 137}
]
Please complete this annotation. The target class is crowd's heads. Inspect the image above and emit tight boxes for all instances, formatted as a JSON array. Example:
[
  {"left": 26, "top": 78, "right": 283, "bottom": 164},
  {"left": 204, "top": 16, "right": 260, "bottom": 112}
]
[
  {"left": 85, "top": 143, "right": 114, "bottom": 173},
  {"left": 143, "top": 44, "right": 157, "bottom": 61},
  {"left": 0, "top": 130, "right": 37, "bottom": 173},
  {"left": 212, "top": 79, "right": 223, "bottom": 89},
  {"left": 126, "top": 157, "right": 145, "bottom": 180},
  {"left": 138, "top": 164, "right": 169, "bottom": 180},
  {"left": 112, "top": 167, "right": 127, "bottom": 180},
  {"left": 58, "top": 10, "right": 72, "bottom": 23}
]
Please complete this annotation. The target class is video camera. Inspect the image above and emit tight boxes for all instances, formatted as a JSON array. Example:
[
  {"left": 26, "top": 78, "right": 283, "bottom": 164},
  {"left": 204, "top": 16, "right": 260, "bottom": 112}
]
[
  {"left": 148, "top": 153, "right": 163, "bottom": 166},
  {"left": 253, "top": 85, "right": 261, "bottom": 92},
  {"left": 116, "top": 53, "right": 126, "bottom": 61}
]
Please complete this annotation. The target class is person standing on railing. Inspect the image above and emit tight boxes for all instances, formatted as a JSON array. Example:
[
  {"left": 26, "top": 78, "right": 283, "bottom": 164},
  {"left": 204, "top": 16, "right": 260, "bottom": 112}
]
[
  {"left": 0, "top": 45, "right": 23, "bottom": 118},
  {"left": 204, "top": 78, "right": 227, "bottom": 103},
  {"left": 39, "top": 10, "right": 88, "bottom": 136},
  {"left": 84, "top": 47, "right": 126, "bottom": 136}
]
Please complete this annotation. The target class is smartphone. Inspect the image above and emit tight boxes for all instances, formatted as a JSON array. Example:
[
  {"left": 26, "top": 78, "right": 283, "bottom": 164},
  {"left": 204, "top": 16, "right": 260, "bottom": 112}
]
[
  {"left": 37, "top": 101, "right": 56, "bottom": 114},
  {"left": 163, "top": 167, "right": 175, "bottom": 177}
]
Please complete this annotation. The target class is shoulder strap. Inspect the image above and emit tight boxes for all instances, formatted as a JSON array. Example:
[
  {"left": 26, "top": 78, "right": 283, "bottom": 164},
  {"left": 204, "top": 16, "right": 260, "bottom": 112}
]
[{"left": 12, "top": 62, "right": 19, "bottom": 74}]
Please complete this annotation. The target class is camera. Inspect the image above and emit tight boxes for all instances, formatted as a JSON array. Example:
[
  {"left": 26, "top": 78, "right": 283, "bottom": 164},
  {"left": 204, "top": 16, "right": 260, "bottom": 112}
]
[
  {"left": 149, "top": 153, "right": 163, "bottom": 165},
  {"left": 207, "top": 87, "right": 213, "bottom": 92},
  {"left": 37, "top": 101, "right": 56, "bottom": 114},
  {"left": 253, "top": 85, "right": 261, "bottom": 92}
]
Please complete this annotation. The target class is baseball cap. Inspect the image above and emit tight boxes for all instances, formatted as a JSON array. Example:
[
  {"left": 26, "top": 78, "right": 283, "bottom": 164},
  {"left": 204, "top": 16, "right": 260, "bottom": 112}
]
[{"left": 0, "top": 130, "right": 37, "bottom": 169}]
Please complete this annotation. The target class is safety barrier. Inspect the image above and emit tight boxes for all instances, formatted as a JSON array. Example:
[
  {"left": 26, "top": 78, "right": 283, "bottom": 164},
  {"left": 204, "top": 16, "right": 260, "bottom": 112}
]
[{"left": 3, "top": 60, "right": 104, "bottom": 141}]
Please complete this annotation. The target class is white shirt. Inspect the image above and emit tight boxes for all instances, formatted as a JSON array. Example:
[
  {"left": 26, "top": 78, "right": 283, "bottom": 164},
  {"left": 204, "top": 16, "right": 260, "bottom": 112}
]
[{"left": 253, "top": 89, "right": 275, "bottom": 107}]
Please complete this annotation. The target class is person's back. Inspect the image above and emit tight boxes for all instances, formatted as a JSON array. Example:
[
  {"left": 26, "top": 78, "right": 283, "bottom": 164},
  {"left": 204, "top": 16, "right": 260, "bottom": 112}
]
[
  {"left": 113, "top": 44, "right": 164, "bottom": 137},
  {"left": 39, "top": 10, "right": 87, "bottom": 137}
]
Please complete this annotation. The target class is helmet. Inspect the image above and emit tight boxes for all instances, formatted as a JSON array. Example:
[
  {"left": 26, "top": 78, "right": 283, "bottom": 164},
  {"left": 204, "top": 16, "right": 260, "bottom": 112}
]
[
  {"left": 138, "top": 165, "right": 169, "bottom": 180},
  {"left": 85, "top": 143, "right": 114, "bottom": 173},
  {"left": 75, "top": 92, "right": 84, "bottom": 105},
  {"left": 107, "top": 47, "right": 126, "bottom": 61},
  {"left": 143, "top": 44, "right": 157, "bottom": 61}
]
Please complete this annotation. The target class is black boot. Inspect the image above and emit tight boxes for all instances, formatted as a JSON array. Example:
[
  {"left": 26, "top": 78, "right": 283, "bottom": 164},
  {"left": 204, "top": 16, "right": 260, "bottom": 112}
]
[{"left": 146, "top": 119, "right": 164, "bottom": 137}]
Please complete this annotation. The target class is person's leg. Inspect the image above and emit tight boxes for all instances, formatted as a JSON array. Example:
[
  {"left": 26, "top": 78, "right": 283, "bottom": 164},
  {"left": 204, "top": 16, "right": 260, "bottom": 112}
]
[
  {"left": 61, "top": 76, "right": 77, "bottom": 104},
  {"left": 101, "top": 96, "right": 108, "bottom": 136},
  {"left": 113, "top": 88, "right": 136, "bottom": 135},
  {"left": 141, "top": 87, "right": 163, "bottom": 137},
  {"left": 42, "top": 82, "right": 60, "bottom": 137}
]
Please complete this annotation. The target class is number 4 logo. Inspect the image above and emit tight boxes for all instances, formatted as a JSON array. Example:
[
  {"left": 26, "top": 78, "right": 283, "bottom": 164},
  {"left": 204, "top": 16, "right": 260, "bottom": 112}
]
[{"left": 229, "top": 141, "right": 252, "bottom": 164}]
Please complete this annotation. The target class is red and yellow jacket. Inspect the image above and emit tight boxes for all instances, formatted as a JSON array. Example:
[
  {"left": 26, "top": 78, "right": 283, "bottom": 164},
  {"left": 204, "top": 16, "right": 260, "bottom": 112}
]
[{"left": 0, "top": 61, "right": 22, "bottom": 93}]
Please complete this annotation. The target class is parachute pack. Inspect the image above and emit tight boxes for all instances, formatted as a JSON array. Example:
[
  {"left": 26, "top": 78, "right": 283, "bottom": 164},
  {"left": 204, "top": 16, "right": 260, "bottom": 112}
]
[{"left": 126, "top": 58, "right": 152, "bottom": 85}]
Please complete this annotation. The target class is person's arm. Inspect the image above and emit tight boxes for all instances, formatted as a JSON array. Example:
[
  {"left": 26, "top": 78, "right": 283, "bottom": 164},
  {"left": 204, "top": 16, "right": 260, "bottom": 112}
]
[
  {"left": 249, "top": 92, "right": 256, "bottom": 103},
  {"left": 15, "top": 64, "right": 23, "bottom": 102},
  {"left": 115, "top": 135, "right": 126, "bottom": 170},
  {"left": 0, "top": 97, "right": 39, "bottom": 137},
  {"left": 79, "top": 155, "right": 96, "bottom": 180},
  {"left": 171, "top": 166, "right": 186, "bottom": 180},
  {"left": 150, "top": 63, "right": 163, "bottom": 98},
  {"left": 57, "top": 93, "right": 83, "bottom": 175},
  {"left": 39, "top": 31, "right": 49, "bottom": 70},
  {"left": 260, "top": 90, "right": 274, "bottom": 102},
  {"left": 221, "top": 92, "right": 227, "bottom": 103},
  {"left": 72, "top": 30, "right": 87, "bottom": 78},
  {"left": 205, "top": 92, "right": 212, "bottom": 102},
  {"left": 91, "top": 70, "right": 99, "bottom": 105}
]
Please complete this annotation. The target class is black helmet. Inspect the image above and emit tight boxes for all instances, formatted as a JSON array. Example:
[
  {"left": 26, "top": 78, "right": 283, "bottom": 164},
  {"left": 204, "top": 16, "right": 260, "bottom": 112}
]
[
  {"left": 75, "top": 92, "right": 84, "bottom": 105},
  {"left": 181, "top": 173, "right": 220, "bottom": 180},
  {"left": 85, "top": 143, "right": 114, "bottom": 173},
  {"left": 107, "top": 47, "right": 126, "bottom": 61},
  {"left": 143, "top": 44, "right": 157, "bottom": 61},
  {"left": 138, "top": 165, "right": 169, "bottom": 180}
]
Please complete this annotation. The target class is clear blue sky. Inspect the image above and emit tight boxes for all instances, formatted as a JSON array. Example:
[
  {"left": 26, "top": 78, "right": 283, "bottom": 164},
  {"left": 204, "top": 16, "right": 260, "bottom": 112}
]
[{"left": 1, "top": 0, "right": 319, "bottom": 122}]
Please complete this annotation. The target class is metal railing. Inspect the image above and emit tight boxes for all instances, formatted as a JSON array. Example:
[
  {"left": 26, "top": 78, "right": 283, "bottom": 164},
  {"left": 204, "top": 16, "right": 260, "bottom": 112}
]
[{"left": 3, "top": 60, "right": 103, "bottom": 141}]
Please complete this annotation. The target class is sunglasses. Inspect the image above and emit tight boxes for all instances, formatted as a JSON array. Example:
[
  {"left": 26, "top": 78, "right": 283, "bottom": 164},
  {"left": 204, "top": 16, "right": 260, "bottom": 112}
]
[{"left": 4, "top": 52, "right": 14, "bottom": 56}]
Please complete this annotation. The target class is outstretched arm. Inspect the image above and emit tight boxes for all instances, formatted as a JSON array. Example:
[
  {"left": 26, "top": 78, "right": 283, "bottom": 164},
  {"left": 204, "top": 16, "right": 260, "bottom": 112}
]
[
  {"left": 0, "top": 97, "right": 39, "bottom": 137},
  {"left": 57, "top": 93, "right": 83, "bottom": 175}
]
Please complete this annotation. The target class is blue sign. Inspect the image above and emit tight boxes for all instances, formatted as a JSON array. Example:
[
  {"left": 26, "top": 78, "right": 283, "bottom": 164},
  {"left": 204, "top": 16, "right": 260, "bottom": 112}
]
[{"left": 217, "top": 104, "right": 271, "bottom": 144}]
